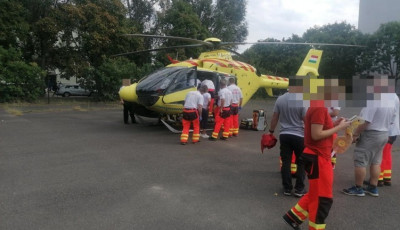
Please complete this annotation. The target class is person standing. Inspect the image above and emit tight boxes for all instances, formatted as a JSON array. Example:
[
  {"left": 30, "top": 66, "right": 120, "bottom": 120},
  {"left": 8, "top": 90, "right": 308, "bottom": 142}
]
[
  {"left": 200, "top": 87, "right": 211, "bottom": 138},
  {"left": 201, "top": 79, "right": 216, "bottom": 114},
  {"left": 228, "top": 78, "right": 243, "bottom": 137},
  {"left": 119, "top": 86, "right": 136, "bottom": 124},
  {"left": 283, "top": 104, "right": 350, "bottom": 230},
  {"left": 378, "top": 93, "right": 400, "bottom": 186},
  {"left": 209, "top": 79, "right": 232, "bottom": 141},
  {"left": 343, "top": 95, "right": 396, "bottom": 196},
  {"left": 180, "top": 85, "right": 207, "bottom": 145},
  {"left": 269, "top": 92, "right": 307, "bottom": 197}
]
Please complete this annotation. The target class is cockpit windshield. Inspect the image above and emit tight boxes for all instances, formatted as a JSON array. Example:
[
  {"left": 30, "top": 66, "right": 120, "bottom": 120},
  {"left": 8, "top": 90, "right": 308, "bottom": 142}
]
[{"left": 137, "top": 67, "right": 197, "bottom": 95}]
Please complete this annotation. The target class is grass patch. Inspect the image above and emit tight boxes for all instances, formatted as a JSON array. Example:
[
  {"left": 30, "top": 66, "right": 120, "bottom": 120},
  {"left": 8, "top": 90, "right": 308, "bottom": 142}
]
[
  {"left": 73, "top": 106, "right": 88, "bottom": 112},
  {"left": 5, "top": 108, "right": 23, "bottom": 116}
]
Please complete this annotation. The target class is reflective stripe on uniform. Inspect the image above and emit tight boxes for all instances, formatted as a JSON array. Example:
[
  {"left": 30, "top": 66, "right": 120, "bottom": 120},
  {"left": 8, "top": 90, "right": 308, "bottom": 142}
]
[
  {"left": 180, "top": 134, "right": 189, "bottom": 142},
  {"left": 291, "top": 204, "right": 308, "bottom": 221},
  {"left": 309, "top": 221, "right": 326, "bottom": 230}
]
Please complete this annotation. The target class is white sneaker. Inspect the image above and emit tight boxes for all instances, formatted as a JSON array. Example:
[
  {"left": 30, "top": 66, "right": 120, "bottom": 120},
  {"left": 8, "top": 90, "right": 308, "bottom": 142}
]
[{"left": 201, "top": 134, "right": 209, "bottom": 138}]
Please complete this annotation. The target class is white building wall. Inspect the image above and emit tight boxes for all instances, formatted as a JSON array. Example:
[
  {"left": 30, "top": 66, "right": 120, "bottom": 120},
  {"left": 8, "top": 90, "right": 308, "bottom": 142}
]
[{"left": 358, "top": 0, "right": 400, "bottom": 34}]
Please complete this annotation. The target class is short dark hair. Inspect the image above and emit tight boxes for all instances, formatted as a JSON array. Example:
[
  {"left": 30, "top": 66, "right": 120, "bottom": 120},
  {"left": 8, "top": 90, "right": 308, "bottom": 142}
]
[{"left": 199, "top": 85, "right": 208, "bottom": 93}]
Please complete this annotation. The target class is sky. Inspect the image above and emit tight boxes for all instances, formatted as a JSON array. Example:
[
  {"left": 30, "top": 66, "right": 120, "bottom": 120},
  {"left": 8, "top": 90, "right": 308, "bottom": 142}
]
[{"left": 241, "top": 0, "right": 360, "bottom": 51}]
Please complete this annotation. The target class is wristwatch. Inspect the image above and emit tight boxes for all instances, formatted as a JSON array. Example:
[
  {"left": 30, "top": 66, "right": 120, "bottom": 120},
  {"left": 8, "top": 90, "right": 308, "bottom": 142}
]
[{"left": 269, "top": 129, "right": 274, "bottom": 133}]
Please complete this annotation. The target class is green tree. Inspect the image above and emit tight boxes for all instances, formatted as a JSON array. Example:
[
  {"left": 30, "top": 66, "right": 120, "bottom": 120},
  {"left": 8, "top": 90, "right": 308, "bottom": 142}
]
[
  {"left": 0, "top": 1, "right": 30, "bottom": 49},
  {"left": 155, "top": 0, "right": 210, "bottom": 63},
  {"left": 82, "top": 57, "right": 163, "bottom": 100},
  {"left": 358, "top": 21, "right": 400, "bottom": 79},
  {"left": 243, "top": 35, "right": 308, "bottom": 77},
  {"left": 302, "top": 22, "right": 366, "bottom": 78},
  {"left": 0, "top": 46, "right": 46, "bottom": 102},
  {"left": 210, "top": 0, "right": 248, "bottom": 43},
  {"left": 125, "top": 0, "right": 157, "bottom": 32}
]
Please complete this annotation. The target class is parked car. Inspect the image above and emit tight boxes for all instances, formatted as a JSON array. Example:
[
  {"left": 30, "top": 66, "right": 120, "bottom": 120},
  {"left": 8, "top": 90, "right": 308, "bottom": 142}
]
[{"left": 56, "top": 85, "right": 93, "bottom": 97}]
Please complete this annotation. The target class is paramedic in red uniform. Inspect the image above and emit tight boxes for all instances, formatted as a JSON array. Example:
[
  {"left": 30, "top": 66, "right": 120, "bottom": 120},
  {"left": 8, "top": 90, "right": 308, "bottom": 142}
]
[
  {"left": 227, "top": 78, "right": 243, "bottom": 137},
  {"left": 283, "top": 100, "right": 350, "bottom": 230},
  {"left": 209, "top": 78, "right": 232, "bottom": 141},
  {"left": 180, "top": 85, "right": 208, "bottom": 145},
  {"left": 379, "top": 93, "right": 399, "bottom": 186}
]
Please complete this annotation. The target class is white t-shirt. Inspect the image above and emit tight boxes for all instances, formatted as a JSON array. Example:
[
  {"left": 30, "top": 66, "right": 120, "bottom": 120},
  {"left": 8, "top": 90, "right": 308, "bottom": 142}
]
[
  {"left": 385, "top": 93, "right": 400, "bottom": 136},
  {"left": 228, "top": 84, "right": 243, "bottom": 104},
  {"left": 201, "top": 79, "right": 215, "bottom": 90},
  {"left": 184, "top": 91, "right": 204, "bottom": 109},
  {"left": 360, "top": 95, "right": 396, "bottom": 131},
  {"left": 218, "top": 87, "right": 232, "bottom": 107},
  {"left": 202, "top": 92, "right": 211, "bottom": 109}
]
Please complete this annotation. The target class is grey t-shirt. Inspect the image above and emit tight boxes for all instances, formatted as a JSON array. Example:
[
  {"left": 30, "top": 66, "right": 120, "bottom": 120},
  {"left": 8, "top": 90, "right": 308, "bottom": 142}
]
[{"left": 273, "top": 93, "right": 307, "bottom": 137}]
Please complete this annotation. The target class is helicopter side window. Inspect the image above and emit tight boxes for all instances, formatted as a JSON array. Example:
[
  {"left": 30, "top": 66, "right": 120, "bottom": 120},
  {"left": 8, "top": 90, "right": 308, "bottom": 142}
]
[
  {"left": 136, "top": 67, "right": 186, "bottom": 95},
  {"left": 165, "top": 68, "right": 197, "bottom": 94}
]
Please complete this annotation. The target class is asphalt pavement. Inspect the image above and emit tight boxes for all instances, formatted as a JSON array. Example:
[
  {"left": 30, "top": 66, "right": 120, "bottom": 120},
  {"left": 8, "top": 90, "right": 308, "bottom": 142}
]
[{"left": 0, "top": 98, "right": 399, "bottom": 230}]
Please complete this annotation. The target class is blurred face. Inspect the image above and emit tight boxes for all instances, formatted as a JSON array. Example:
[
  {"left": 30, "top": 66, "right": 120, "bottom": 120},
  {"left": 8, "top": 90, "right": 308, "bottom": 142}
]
[{"left": 288, "top": 75, "right": 395, "bottom": 108}]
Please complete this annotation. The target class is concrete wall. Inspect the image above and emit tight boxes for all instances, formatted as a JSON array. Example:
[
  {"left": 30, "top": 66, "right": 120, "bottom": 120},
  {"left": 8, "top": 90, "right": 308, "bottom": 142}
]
[{"left": 358, "top": 0, "right": 400, "bottom": 34}]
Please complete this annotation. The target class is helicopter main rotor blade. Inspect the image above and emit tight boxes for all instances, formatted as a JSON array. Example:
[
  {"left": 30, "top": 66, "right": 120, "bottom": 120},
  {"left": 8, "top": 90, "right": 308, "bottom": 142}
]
[
  {"left": 123, "top": 34, "right": 213, "bottom": 47},
  {"left": 110, "top": 44, "right": 204, "bottom": 57},
  {"left": 224, "top": 48, "right": 244, "bottom": 58},
  {"left": 220, "top": 41, "right": 365, "bottom": 47}
]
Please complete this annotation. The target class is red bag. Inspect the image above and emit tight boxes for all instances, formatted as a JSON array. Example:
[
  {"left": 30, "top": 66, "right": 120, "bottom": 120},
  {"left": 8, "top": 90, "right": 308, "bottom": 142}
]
[{"left": 261, "top": 133, "right": 277, "bottom": 153}]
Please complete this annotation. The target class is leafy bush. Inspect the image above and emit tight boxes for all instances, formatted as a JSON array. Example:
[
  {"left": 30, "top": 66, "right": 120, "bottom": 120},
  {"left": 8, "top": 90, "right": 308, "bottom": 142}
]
[{"left": 0, "top": 46, "right": 46, "bottom": 102}]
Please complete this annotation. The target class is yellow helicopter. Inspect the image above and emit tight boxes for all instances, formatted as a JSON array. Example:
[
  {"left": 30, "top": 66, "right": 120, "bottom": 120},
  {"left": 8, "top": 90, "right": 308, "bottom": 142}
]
[{"left": 116, "top": 34, "right": 358, "bottom": 131}]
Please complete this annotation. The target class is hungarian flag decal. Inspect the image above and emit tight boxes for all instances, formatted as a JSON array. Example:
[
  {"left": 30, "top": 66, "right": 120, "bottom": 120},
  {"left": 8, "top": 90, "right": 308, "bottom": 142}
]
[{"left": 309, "top": 55, "right": 318, "bottom": 63}]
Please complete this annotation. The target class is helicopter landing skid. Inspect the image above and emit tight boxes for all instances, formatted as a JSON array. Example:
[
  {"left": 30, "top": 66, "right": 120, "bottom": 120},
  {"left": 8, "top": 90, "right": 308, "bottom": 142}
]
[
  {"left": 160, "top": 119, "right": 183, "bottom": 133},
  {"left": 160, "top": 119, "right": 213, "bottom": 134}
]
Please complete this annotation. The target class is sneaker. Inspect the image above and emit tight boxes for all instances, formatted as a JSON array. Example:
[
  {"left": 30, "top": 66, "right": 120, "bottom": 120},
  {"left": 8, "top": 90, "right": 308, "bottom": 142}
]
[
  {"left": 220, "top": 136, "right": 228, "bottom": 140},
  {"left": 282, "top": 214, "right": 301, "bottom": 230},
  {"left": 201, "top": 134, "right": 209, "bottom": 138},
  {"left": 342, "top": 186, "right": 365, "bottom": 197},
  {"left": 365, "top": 186, "right": 379, "bottom": 197},
  {"left": 181, "top": 142, "right": 186, "bottom": 145},
  {"left": 294, "top": 190, "right": 307, "bottom": 198},
  {"left": 283, "top": 190, "right": 292, "bottom": 196},
  {"left": 209, "top": 137, "right": 217, "bottom": 141}
]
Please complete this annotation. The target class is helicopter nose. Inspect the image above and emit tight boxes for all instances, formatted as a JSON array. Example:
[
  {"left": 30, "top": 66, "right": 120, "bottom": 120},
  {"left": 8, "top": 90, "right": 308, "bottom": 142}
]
[{"left": 119, "top": 83, "right": 138, "bottom": 103}]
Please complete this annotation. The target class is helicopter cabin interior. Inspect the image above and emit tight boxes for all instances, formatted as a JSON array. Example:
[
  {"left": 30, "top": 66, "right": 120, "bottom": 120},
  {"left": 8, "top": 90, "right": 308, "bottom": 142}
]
[{"left": 136, "top": 66, "right": 236, "bottom": 100}]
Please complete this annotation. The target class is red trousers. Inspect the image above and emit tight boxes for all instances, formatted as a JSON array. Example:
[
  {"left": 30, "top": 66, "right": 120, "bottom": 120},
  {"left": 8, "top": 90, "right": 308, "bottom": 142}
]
[
  {"left": 380, "top": 142, "right": 392, "bottom": 182},
  {"left": 209, "top": 89, "right": 215, "bottom": 115},
  {"left": 230, "top": 103, "right": 239, "bottom": 136},
  {"left": 180, "top": 110, "right": 200, "bottom": 143},
  {"left": 279, "top": 152, "right": 297, "bottom": 174},
  {"left": 211, "top": 107, "right": 231, "bottom": 139},
  {"left": 286, "top": 151, "right": 333, "bottom": 230}
]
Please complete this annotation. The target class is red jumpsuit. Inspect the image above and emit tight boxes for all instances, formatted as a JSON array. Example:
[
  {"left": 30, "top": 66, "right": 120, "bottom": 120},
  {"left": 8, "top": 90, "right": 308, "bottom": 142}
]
[{"left": 284, "top": 107, "right": 334, "bottom": 230}]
